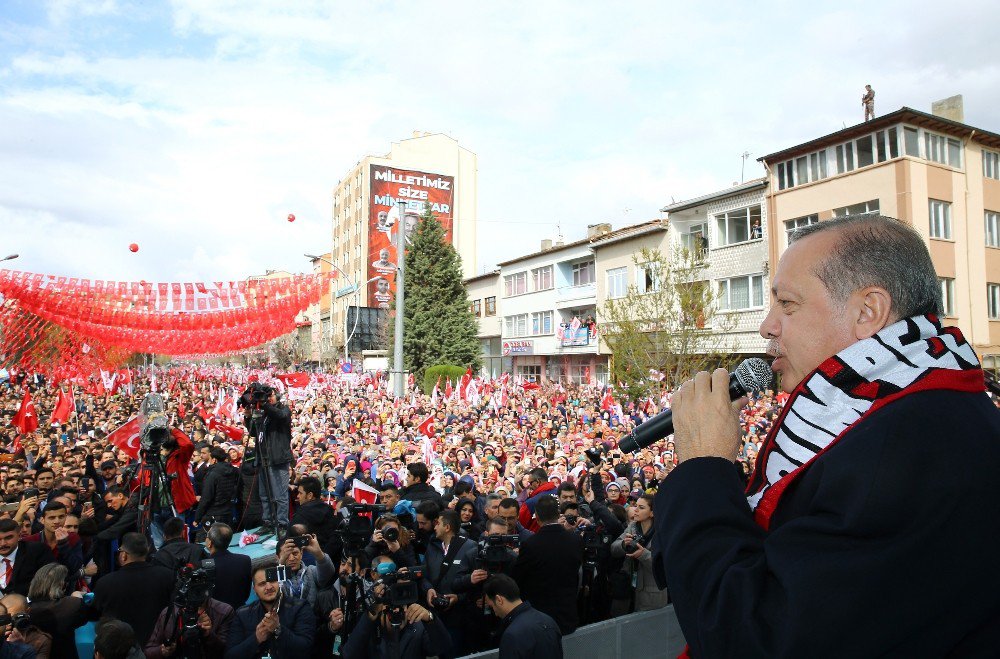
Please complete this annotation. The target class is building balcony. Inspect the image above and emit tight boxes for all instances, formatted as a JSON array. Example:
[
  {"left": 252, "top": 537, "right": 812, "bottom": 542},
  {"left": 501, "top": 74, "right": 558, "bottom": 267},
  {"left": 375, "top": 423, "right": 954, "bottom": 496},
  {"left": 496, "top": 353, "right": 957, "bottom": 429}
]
[{"left": 555, "top": 282, "right": 596, "bottom": 306}]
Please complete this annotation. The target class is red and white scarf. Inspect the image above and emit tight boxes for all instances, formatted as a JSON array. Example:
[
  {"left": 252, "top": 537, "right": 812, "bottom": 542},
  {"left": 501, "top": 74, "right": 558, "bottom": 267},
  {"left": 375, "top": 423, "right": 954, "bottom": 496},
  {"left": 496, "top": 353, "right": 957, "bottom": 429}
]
[{"left": 746, "top": 314, "right": 985, "bottom": 530}]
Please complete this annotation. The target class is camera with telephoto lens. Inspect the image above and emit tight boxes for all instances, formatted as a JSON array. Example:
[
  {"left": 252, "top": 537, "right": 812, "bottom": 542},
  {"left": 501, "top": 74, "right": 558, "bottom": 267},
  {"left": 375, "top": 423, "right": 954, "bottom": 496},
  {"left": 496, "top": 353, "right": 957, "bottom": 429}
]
[
  {"left": 430, "top": 595, "right": 451, "bottom": 609},
  {"left": 338, "top": 503, "right": 388, "bottom": 558},
  {"left": 173, "top": 560, "right": 216, "bottom": 629},
  {"left": 0, "top": 612, "right": 31, "bottom": 632},
  {"left": 381, "top": 526, "right": 400, "bottom": 543},
  {"left": 577, "top": 524, "right": 610, "bottom": 567}
]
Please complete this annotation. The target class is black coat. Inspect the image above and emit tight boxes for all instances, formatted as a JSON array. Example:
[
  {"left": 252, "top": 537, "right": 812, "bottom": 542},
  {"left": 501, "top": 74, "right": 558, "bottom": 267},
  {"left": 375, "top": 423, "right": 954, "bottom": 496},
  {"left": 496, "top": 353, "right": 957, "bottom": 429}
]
[
  {"left": 0, "top": 541, "right": 54, "bottom": 596},
  {"left": 398, "top": 482, "right": 444, "bottom": 509},
  {"left": 290, "top": 499, "right": 339, "bottom": 556},
  {"left": 246, "top": 403, "right": 293, "bottom": 467},
  {"left": 92, "top": 561, "right": 176, "bottom": 646},
  {"left": 196, "top": 462, "right": 240, "bottom": 523},
  {"left": 226, "top": 599, "right": 314, "bottom": 659},
  {"left": 496, "top": 602, "right": 563, "bottom": 659},
  {"left": 512, "top": 523, "right": 583, "bottom": 635},
  {"left": 30, "top": 595, "right": 88, "bottom": 659},
  {"left": 209, "top": 548, "right": 252, "bottom": 611},
  {"left": 654, "top": 389, "right": 1000, "bottom": 658},
  {"left": 151, "top": 537, "right": 206, "bottom": 572}
]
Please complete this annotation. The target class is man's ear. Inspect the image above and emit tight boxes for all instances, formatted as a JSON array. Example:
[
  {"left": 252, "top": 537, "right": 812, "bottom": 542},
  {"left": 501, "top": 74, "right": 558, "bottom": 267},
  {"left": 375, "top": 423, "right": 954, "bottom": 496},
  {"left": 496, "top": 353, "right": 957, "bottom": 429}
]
[{"left": 852, "top": 286, "right": 893, "bottom": 340}]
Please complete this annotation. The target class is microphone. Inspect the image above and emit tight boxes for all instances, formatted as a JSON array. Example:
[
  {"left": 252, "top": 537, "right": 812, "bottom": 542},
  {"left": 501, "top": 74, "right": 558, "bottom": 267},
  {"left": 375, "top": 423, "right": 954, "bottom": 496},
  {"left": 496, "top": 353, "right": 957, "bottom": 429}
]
[{"left": 619, "top": 358, "right": 774, "bottom": 454}]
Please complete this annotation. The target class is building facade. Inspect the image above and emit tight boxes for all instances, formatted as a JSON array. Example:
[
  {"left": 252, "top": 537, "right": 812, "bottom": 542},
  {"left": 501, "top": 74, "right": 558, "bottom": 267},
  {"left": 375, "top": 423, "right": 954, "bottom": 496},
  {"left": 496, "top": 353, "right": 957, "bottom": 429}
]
[
  {"left": 759, "top": 105, "right": 1000, "bottom": 371},
  {"left": 329, "top": 132, "right": 478, "bottom": 358},
  {"left": 660, "top": 179, "right": 770, "bottom": 356},
  {"left": 465, "top": 270, "right": 502, "bottom": 377}
]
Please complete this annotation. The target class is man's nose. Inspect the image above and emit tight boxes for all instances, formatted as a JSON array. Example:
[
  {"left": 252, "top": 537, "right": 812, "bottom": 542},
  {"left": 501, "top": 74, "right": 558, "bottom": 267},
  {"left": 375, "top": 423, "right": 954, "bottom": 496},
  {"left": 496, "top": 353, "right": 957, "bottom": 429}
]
[{"left": 759, "top": 306, "right": 780, "bottom": 340}]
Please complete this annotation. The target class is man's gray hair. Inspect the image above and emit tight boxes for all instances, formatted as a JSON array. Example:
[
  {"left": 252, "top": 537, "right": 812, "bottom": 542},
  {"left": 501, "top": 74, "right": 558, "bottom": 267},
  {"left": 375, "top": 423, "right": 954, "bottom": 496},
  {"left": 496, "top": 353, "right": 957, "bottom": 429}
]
[
  {"left": 28, "top": 563, "right": 68, "bottom": 602},
  {"left": 789, "top": 214, "right": 942, "bottom": 319}
]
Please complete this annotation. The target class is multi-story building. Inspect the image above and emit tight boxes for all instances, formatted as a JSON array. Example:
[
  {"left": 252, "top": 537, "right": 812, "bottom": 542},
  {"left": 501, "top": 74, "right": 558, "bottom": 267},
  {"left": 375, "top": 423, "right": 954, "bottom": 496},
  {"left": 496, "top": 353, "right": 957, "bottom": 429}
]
[
  {"left": 659, "top": 179, "right": 770, "bottom": 355},
  {"left": 329, "top": 132, "right": 478, "bottom": 357},
  {"left": 465, "top": 270, "right": 502, "bottom": 377},
  {"left": 759, "top": 103, "right": 1000, "bottom": 371}
]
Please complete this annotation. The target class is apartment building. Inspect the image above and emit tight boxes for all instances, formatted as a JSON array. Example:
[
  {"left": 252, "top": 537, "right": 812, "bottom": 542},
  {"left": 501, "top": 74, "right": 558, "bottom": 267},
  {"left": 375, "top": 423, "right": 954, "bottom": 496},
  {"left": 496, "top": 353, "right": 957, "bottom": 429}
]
[
  {"left": 329, "top": 132, "right": 478, "bottom": 357},
  {"left": 658, "top": 179, "right": 770, "bottom": 355},
  {"left": 759, "top": 103, "right": 1000, "bottom": 370},
  {"left": 465, "top": 270, "right": 502, "bottom": 377}
]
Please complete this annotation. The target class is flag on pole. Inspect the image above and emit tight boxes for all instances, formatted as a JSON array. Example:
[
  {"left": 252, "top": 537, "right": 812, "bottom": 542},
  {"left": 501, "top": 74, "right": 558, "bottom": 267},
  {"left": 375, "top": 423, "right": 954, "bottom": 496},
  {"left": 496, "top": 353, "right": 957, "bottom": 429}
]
[
  {"left": 417, "top": 414, "right": 435, "bottom": 439},
  {"left": 352, "top": 479, "right": 380, "bottom": 506},
  {"left": 106, "top": 416, "right": 143, "bottom": 459},
  {"left": 49, "top": 389, "right": 73, "bottom": 425},
  {"left": 12, "top": 389, "right": 38, "bottom": 434}
]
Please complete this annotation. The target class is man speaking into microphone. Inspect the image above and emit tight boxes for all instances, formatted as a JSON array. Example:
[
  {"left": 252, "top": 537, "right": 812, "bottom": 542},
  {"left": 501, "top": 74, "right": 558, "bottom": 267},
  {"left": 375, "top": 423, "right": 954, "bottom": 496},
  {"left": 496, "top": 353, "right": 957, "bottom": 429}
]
[{"left": 653, "top": 215, "right": 1000, "bottom": 657}]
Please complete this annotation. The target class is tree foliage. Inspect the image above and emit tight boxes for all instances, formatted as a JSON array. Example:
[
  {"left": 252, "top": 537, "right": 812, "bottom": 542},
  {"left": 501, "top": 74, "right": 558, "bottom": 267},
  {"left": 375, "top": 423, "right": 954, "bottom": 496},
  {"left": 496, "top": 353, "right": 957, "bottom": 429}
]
[
  {"left": 388, "top": 204, "right": 481, "bottom": 382},
  {"left": 600, "top": 247, "right": 737, "bottom": 402}
]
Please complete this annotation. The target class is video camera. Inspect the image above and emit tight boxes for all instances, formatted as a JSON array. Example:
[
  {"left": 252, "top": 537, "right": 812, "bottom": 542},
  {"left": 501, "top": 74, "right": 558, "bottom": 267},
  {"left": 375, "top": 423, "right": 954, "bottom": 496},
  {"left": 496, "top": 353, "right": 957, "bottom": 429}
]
[
  {"left": 138, "top": 394, "right": 176, "bottom": 453},
  {"left": 475, "top": 534, "right": 519, "bottom": 573},
  {"left": 338, "top": 503, "right": 388, "bottom": 558},
  {"left": 173, "top": 559, "right": 216, "bottom": 630},
  {"left": 373, "top": 564, "right": 425, "bottom": 609},
  {"left": 238, "top": 382, "right": 275, "bottom": 410}
]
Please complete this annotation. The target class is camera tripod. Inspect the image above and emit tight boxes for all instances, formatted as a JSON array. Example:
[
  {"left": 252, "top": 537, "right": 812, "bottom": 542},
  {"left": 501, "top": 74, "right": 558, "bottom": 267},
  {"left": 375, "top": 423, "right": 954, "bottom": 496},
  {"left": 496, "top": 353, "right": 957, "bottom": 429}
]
[{"left": 135, "top": 445, "right": 177, "bottom": 544}]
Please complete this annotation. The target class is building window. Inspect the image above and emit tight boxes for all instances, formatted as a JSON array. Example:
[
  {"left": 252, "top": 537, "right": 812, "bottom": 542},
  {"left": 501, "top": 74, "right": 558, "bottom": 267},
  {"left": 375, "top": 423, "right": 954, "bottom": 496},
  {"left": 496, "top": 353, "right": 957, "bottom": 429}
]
[
  {"left": 777, "top": 149, "right": 828, "bottom": 189},
  {"left": 571, "top": 261, "right": 595, "bottom": 286},
  {"left": 939, "top": 278, "right": 955, "bottom": 317},
  {"left": 485, "top": 296, "right": 496, "bottom": 316},
  {"left": 606, "top": 267, "right": 627, "bottom": 299},
  {"left": 636, "top": 263, "right": 661, "bottom": 294},
  {"left": 985, "top": 211, "right": 1000, "bottom": 248},
  {"left": 929, "top": 200, "right": 952, "bottom": 239},
  {"left": 504, "top": 272, "right": 527, "bottom": 297},
  {"left": 504, "top": 313, "right": 529, "bottom": 337},
  {"left": 833, "top": 199, "right": 880, "bottom": 217},
  {"left": 516, "top": 364, "right": 541, "bottom": 381},
  {"left": 681, "top": 223, "right": 709, "bottom": 259},
  {"left": 985, "top": 151, "right": 1000, "bottom": 180},
  {"left": 784, "top": 214, "right": 818, "bottom": 241},
  {"left": 531, "top": 266, "right": 553, "bottom": 291},
  {"left": 835, "top": 142, "right": 855, "bottom": 174},
  {"left": 989, "top": 284, "right": 1000, "bottom": 320},
  {"left": 470, "top": 299, "right": 481, "bottom": 316},
  {"left": 717, "top": 274, "right": 765, "bottom": 311},
  {"left": 715, "top": 205, "right": 762, "bottom": 247},
  {"left": 925, "top": 132, "right": 962, "bottom": 168},
  {"left": 531, "top": 311, "right": 553, "bottom": 335},
  {"left": 856, "top": 135, "right": 874, "bottom": 168}
]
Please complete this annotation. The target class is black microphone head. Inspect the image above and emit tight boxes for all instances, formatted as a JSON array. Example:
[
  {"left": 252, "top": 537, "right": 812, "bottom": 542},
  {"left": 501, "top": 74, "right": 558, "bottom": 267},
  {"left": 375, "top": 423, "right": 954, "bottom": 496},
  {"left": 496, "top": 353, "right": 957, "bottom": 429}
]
[{"left": 734, "top": 358, "right": 774, "bottom": 394}]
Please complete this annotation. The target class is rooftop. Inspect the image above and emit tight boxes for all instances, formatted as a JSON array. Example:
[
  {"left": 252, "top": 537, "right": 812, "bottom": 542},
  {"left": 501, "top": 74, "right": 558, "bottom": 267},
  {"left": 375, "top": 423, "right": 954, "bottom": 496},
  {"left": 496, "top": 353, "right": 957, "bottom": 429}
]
[
  {"left": 496, "top": 220, "right": 664, "bottom": 268},
  {"left": 660, "top": 178, "right": 767, "bottom": 214}
]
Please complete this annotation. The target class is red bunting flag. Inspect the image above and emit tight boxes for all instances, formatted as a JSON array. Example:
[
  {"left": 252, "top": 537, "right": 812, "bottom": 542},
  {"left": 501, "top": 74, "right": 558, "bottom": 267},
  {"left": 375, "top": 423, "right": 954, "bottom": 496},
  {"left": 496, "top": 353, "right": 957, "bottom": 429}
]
[{"left": 11, "top": 389, "right": 38, "bottom": 434}]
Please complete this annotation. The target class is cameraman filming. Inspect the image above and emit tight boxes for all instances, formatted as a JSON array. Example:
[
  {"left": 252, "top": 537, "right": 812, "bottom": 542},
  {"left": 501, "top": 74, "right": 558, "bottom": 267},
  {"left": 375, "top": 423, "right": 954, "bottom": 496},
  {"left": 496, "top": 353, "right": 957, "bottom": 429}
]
[
  {"left": 341, "top": 555, "right": 451, "bottom": 659},
  {"left": 241, "top": 385, "right": 292, "bottom": 536},
  {"left": 144, "top": 564, "right": 235, "bottom": 659}
]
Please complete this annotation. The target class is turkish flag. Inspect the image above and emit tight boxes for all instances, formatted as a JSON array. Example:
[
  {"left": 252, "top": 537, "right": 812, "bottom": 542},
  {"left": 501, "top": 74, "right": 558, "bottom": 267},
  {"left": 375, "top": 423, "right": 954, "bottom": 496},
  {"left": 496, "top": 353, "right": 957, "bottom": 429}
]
[
  {"left": 107, "top": 416, "right": 142, "bottom": 459},
  {"left": 48, "top": 389, "right": 73, "bottom": 425},
  {"left": 459, "top": 368, "right": 472, "bottom": 401},
  {"left": 11, "top": 389, "right": 38, "bottom": 434},
  {"left": 275, "top": 373, "right": 310, "bottom": 388},
  {"left": 208, "top": 418, "right": 245, "bottom": 443},
  {"left": 600, "top": 387, "right": 614, "bottom": 411},
  {"left": 417, "top": 414, "right": 435, "bottom": 439},
  {"left": 352, "top": 479, "right": 379, "bottom": 506}
]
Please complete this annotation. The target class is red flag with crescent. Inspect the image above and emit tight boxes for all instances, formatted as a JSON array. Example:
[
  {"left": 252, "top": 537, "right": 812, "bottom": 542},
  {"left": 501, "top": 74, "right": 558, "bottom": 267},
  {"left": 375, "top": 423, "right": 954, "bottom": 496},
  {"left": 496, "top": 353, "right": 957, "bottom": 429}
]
[{"left": 107, "top": 416, "right": 142, "bottom": 459}]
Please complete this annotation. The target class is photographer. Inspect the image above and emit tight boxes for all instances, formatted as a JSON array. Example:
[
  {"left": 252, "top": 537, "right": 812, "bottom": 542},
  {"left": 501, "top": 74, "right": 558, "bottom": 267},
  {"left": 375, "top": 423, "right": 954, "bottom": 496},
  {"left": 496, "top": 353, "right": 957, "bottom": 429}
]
[
  {"left": 241, "top": 386, "right": 292, "bottom": 535},
  {"left": 466, "top": 518, "right": 520, "bottom": 651},
  {"left": 0, "top": 602, "right": 37, "bottom": 659},
  {"left": 151, "top": 426, "right": 196, "bottom": 550},
  {"left": 310, "top": 556, "right": 358, "bottom": 658},
  {"left": 340, "top": 555, "right": 451, "bottom": 659},
  {"left": 289, "top": 477, "right": 338, "bottom": 560},
  {"left": 422, "top": 509, "right": 476, "bottom": 656},
  {"left": 151, "top": 517, "right": 206, "bottom": 573},
  {"left": 194, "top": 448, "right": 239, "bottom": 533},
  {"left": 610, "top": 493, "right": 667, "bottom": 615},
  {"left": 144, "top": 566, "right": 235, "bottom": 659},
  {"left": 225, "top": 564, "right": 315, "bottom": 659},
  {"left": 275, "top": 532, "right": 334, "bottom": 607},
  {"left": 364, "top": 514, "right": 416, "bottom": 570}
]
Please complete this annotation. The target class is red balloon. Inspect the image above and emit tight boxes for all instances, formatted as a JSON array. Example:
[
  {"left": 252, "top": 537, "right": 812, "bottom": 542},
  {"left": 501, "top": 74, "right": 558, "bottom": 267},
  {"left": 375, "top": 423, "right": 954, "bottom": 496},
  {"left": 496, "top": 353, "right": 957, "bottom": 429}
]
[
  {"left": 129, "top": 243, "right": 139, "bottom": 253},
  {"left": 287, "top": 214, "right": 295, "bottom": 223}
]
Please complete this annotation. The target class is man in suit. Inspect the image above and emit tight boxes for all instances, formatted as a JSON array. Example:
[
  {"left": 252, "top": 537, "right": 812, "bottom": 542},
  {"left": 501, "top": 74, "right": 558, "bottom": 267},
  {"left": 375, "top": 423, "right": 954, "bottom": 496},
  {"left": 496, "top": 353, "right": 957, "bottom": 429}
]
[
  {"left": 151, "top": 516, "right": 205, "bottom": 572},
  {"left": 0, "top": 517, "right": 54, "bottom": 596},
  {"left": 226, "top": 564, "right": 314, "bottom": 658},
  {"left": 512, "top": 494, "right": 583, "bottom": 635},
  {"left": 92, "top": 532, "right": 175, "bottom": 646},
  {"left": 421, "top": 509, "right": 476, "bottom": 656},
  {"left": 484, "top": 574, "right": 562, "bottom": 659},
  {"left": 290, "top": 476, "right": 339, "bottom": 559},
  {"left": 204, "top": 523, "right": 251, "bottom": 611}
]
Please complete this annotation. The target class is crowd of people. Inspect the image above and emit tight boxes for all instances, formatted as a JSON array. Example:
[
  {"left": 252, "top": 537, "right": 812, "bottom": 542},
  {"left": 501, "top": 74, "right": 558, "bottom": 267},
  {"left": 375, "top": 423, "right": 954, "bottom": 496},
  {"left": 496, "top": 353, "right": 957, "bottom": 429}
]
[{"left": 0, "top": 367, "right": 790, "bottom": 658}]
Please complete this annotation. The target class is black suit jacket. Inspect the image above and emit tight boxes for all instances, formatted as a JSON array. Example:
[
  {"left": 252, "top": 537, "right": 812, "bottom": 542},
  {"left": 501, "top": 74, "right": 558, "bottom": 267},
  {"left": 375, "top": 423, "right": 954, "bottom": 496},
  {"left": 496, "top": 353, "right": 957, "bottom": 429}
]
[
  {"left": 654, "top": 389, "right": 1000, "bottom": 658},
  {"left": 513, "top": 523, "right": 583, "bottom": 635},
  {"left": 0, "top": 541, "right": 55, "bottom": 596},
  {"left": 209, "top": 548, "right": 252, "bottom": 611},
  {"left": 92, "top": 561, "right": 175, "bottom": 645}
]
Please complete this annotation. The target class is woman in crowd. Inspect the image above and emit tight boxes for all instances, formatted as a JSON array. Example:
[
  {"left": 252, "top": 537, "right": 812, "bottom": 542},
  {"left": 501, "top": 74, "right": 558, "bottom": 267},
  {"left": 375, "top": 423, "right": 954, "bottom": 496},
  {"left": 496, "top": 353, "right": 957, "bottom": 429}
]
[
  {"left": 610, "top": 493, "right": 668, "bottom": 615},
  {"left": 26, "top": 564, "right": 88, "bottom": 659}
]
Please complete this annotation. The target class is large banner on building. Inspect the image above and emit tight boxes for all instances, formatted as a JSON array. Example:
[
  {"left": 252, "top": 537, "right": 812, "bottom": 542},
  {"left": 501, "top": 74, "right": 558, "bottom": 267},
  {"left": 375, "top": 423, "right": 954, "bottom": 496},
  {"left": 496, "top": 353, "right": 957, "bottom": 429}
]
[{"left": 368, "top": 165, "right": 454, "bottom": 307}]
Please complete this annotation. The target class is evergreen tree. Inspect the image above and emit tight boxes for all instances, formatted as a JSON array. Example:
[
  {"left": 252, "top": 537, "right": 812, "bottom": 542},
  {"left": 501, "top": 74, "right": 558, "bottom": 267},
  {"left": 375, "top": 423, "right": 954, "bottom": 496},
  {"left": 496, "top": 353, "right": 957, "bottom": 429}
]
[{"left": 388, "top": 204, "right": 481, "bottom": 381}]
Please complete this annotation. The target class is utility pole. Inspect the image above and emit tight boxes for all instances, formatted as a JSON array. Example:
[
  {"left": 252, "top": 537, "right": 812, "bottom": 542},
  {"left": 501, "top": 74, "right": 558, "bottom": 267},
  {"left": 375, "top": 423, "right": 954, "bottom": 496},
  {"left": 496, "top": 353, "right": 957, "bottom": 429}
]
[{"left": 392, "top": 211, "right": 406, "bottom": 398}]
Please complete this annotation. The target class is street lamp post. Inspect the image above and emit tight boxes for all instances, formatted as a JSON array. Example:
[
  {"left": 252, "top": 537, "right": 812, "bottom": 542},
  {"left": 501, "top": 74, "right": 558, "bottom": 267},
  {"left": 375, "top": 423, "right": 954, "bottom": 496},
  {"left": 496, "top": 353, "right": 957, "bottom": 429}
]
[
  {"left": 304, "top": 254, "right": 381, "bottom": 368},
  {"left": 392, "top": 211, "right": 406, "bottom": 398}
]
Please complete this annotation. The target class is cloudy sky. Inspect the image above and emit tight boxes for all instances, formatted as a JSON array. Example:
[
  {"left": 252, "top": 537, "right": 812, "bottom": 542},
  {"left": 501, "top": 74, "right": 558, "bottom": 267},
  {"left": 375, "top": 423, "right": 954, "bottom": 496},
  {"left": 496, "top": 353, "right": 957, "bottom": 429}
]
[{"left": 2, "top": 0, "right": 998, "bottom": 283}]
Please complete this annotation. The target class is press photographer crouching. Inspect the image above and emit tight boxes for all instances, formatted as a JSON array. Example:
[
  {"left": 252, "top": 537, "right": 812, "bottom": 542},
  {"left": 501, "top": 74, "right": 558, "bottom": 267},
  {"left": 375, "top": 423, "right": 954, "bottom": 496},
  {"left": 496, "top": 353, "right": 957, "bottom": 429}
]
[
  {"left": 275, "top": 531, "right": 335, "bottom": 607},
  {"left": 239, "top": 383, "right": 292, "bottom": 537},
  {"left": 225, "top": 564, "right": 315, "bottom": 659},
  {"left": 340, "top": 555, "right": 451, "bottom": 659},
  {"left": 145, "top": 560, "right": 235, "bottom": 659}
]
